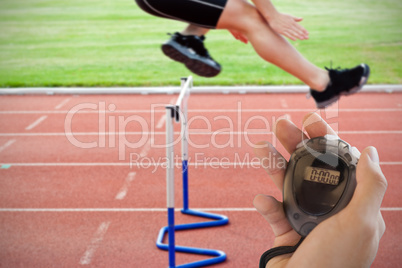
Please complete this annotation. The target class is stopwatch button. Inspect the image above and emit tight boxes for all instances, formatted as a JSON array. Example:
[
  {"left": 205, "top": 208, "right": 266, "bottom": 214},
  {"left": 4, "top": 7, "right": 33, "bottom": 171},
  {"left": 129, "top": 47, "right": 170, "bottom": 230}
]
[
  {"left": 300, "top": 222, "right": 317, "bottom": 236},
  {"left": 351, "top": 147, "right": 361, "bottom": 159},
  {"left": 296, "top": 139, "right": 309, "bottom": 149},
  {"left": 323, "top": 134, "right": 339, "bottom": 140}
]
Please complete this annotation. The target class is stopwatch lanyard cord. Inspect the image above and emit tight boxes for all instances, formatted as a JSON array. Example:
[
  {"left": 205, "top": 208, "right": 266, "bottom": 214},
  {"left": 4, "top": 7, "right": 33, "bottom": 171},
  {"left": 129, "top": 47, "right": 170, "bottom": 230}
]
[{"left": 259, "top": 237, "right": 305, "bottom": 268}]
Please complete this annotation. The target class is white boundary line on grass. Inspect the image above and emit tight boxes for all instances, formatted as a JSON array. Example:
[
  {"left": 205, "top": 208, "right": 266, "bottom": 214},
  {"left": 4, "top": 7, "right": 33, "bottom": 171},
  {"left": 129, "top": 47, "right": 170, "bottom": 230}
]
[{"left": 0, "top": 85, "right": 401, "bottom": 95}]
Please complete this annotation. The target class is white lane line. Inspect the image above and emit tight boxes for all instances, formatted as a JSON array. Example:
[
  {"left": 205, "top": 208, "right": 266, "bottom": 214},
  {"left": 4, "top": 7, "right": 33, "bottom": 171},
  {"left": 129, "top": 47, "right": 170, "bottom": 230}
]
[
  {"left": 0, "top": 162, "right": 400, "bottom": 167},
  {"left": 0, "top": 139, "right": 16, "bottom": 153},
  {"left": 0, "top": 207, "right": 400, "bottom": 212},
  {"left": 115, "top": 172, "right": 136, "bottom": 200},
  {"left": 380, "top": 162, "right": 402, "bottom": 165},
  {"left": 25, "top": 116, "right": 47, "bottom": 130},
  {"left": 54, "top": 98, "right": 71, "bottom": 110},
  {"left": 156, "top": 114, "right": 166, "bottom": 129},
  {"left": 0, "top": 132, "right": 167, "bottom": 136},
  {"left": 339, "top": 131, "right": 402, "bottom": 134},
  {"left": 0, "top": 84, "right": 400, "bottom": 95},
  {"left": 1, "top": 130, "right": 402, "bottom": 137},
  {"left": 1, "top": 108, "right": 401, "bottom": 114},
  {"left": 380, "top": 208, "right": 402, "bottom": 211},
  {"left": 79, "top": 221, "right": 111, "bottom": 265},
  {"left": 139, "top": 139, "right": 151, "bottom": 158},
  {"left": 280, "top": 99, "right": 288, "bottom": 108}
]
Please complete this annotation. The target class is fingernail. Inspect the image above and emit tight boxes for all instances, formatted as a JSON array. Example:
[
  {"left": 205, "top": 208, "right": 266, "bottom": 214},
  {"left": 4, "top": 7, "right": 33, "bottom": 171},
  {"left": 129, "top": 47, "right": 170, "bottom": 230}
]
[
  {"left": 273, "top": 115, "right": 290, "bottom": 135},
  {"left": 366, "top": 146, "right": 380, "bottom": 164},
  {"left": 253, "top": 141, "right": 271, "bottom": 151}
]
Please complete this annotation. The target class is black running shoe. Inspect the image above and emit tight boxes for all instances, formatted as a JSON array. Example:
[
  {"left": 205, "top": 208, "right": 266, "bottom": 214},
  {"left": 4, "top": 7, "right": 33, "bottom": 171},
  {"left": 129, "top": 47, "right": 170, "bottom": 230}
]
[
  {"left": 161, "top": 32, "right": 221, "bottom": 78},
  {"left": 310, "top": 63, "right": 370, "bottom": 108}
]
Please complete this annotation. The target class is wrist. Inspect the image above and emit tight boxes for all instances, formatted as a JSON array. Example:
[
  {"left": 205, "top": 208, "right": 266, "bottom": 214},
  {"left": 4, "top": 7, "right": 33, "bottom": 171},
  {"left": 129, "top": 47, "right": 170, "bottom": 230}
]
[
  {"left": 263, "top": 7, "right": 279, "bottom": 23},
  {"left": 251, "top": 0, "right": 279, "bottom": 22}
]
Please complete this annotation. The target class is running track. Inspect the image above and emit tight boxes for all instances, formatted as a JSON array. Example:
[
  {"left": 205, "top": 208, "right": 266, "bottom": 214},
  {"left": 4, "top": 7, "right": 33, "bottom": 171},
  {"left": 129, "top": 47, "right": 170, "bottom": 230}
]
[{"left": 0, "top": 91, "right": 401, "bottom": 267}]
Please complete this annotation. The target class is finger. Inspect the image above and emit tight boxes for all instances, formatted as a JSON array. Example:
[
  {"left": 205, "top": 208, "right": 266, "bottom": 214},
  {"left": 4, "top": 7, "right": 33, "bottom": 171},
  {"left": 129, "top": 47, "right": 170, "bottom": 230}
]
[
  {"left": 274, "top": 118, "right": 308, "bottom": 154},
  {"left": 228, "top": 29, "right": 240, "bottom": 40},
  {"left": 283, "top": 30, "right": 297, "bottom": 41},
  {"left": 287, "top": 17, "right": 308, "bottom": 40},
  {"left": 295, "top": 27, "right": 309, "bottom": 40},
  {"left": 294, "top": 22, "right": 309, "bottom": 35},
  {"left": 236, "top": 32, "right": 249, "bottom": 44},
  {"left": 254, "top": 141, "right": 287, "bottom": 190},
  {"left": 349, "top": 147, "right": 388, "bottom": 218},
  {"left": 302, "top": 112, "right": 338, "bottom": 138},
  {"left": 285, "top": 29, "right": 302, "bottom": 41},
  {"left": 289, "top": 24, "right": 308, "bottom": 40},
  {"left": 377, "top": 211, "right": 386, "bottom": 239},
  {"left": 238, "top": 35, "right": 249, "bottom": 44},
  {"left": 290, "top": 29, "right": 308, "bottom": 41},
  {"left": 299, "top": 28, "right": 309, "bottom": 39},
  {"left": 229, "top": 29, "right": 249, "bottom": 44},
  {"left": 253, "top": 194, "right": 294, "bottom": 237},
  {"left": 294, "top": 17, "right": 303, "bottom": 22}
]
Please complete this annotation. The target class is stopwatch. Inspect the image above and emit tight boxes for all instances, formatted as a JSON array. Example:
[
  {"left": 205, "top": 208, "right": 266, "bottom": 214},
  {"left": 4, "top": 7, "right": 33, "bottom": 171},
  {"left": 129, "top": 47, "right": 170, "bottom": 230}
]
[{"left": 283, "top": 135, "right": 360, "bottom": 237}]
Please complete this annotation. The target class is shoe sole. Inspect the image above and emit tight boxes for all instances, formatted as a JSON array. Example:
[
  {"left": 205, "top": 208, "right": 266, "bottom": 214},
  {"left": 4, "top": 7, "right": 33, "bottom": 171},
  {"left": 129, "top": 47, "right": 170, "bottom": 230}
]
[
  {"left": 161, "top": 42, "right": 221, "bottom": 78},
  {"left": 315, "top": 96, "right": 340, "bottom": 109},
  {"left": 315, "top": 63, "right": 370, "bottom": 109}
]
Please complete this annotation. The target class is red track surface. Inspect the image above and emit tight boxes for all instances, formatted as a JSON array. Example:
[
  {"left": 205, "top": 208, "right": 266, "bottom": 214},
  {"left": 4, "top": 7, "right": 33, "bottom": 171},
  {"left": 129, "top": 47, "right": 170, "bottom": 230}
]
[{"left": 0, "top": 92, "right": 401, "bottom": 267}]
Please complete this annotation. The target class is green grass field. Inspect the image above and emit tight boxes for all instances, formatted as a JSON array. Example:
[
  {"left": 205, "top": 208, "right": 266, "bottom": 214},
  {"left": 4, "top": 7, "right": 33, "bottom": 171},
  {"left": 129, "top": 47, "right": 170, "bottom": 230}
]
[{"left": 0, "top": 0, "right": 401, "bottom": 87}]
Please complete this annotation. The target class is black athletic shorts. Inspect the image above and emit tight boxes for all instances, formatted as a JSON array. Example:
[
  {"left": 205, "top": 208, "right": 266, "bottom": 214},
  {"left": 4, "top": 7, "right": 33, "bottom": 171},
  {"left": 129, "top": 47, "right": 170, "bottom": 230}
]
[{"left": 134, "top": 0, "right": 228, "bottom": 29}]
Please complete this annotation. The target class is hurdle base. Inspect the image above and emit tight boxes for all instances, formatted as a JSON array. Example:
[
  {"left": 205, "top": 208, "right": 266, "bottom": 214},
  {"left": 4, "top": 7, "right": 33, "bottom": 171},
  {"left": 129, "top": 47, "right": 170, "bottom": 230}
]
[{"left": 156, "top": 209, "right": 229, "bottom": 268}]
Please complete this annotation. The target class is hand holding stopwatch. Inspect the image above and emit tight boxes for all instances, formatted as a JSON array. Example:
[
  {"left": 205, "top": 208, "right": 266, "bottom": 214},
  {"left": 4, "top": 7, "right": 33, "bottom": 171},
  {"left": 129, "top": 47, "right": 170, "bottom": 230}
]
[
  {"left": 260, "top": 135, "right": 361, "bottom": 267},
  {"left": 283, "top": 135, "right": 361, "bottom": 237}
]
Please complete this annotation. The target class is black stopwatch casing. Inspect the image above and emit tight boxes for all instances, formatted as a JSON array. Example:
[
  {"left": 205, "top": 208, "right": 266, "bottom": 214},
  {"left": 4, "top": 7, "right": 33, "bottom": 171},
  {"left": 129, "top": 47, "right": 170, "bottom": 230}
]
[{"left": 283, "top": 135, "right": 360, "bottom": 237}]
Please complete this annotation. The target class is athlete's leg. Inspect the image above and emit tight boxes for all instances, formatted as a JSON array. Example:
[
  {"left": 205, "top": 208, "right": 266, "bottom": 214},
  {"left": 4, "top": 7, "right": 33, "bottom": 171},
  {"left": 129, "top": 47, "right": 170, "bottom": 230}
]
[
  {"left": 181, "top": 24, "right": 210, "bottom": 36},
  {"left": 216, "top": 0, "right": 329, "bottom": 91},
  {"left": 135, "top": 0, "right": 369, "bottom": 107},
  {"left": 161, "top": 24, "right": 221, "bottom": 77}
]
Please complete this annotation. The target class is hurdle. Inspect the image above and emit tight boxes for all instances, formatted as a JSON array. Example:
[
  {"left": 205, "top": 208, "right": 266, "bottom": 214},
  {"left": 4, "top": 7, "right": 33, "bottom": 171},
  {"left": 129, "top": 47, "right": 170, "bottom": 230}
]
[{"left": 156, "top": 76, "right": 229, "bottom": 268}]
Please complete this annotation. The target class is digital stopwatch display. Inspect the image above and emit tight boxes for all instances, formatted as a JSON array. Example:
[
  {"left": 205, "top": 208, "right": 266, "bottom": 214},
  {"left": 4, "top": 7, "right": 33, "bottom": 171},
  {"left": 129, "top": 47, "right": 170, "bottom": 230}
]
[
  {"left": 283, "top": 136, "right": 359, "bottom": 237},
  {"left": 304, "top": 167, "right": 340, "bottom": 185}
]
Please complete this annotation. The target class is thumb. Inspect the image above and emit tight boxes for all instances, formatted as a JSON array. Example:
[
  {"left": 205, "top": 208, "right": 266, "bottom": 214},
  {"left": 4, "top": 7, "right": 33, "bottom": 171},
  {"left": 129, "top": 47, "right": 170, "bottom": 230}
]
[{"left": 349, "top": 147, "right": 387, "bottom": 217}]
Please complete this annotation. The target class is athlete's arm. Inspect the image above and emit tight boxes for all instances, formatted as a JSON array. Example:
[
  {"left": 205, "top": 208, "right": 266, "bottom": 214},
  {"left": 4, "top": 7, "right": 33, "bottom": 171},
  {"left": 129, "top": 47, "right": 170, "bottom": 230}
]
[{"left": 249, "top": 0, "right": 309, "bottom": 41}]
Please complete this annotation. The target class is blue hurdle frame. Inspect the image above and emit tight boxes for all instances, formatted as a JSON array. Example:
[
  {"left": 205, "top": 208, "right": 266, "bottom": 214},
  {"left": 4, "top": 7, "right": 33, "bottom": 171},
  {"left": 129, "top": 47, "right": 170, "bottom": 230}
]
[{"left": 156, "top": 77, "right": 229, "bottom": 268}]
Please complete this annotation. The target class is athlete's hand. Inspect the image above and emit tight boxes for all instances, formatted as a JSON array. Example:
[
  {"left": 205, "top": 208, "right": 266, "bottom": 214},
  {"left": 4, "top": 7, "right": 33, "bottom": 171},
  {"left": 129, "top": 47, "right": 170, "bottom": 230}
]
[
  {"left": 253, "top": 113, "right": 387, "bottom": 267},
  {"left": 267, "top": 12, "right": 309, "bottom": 41}
]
